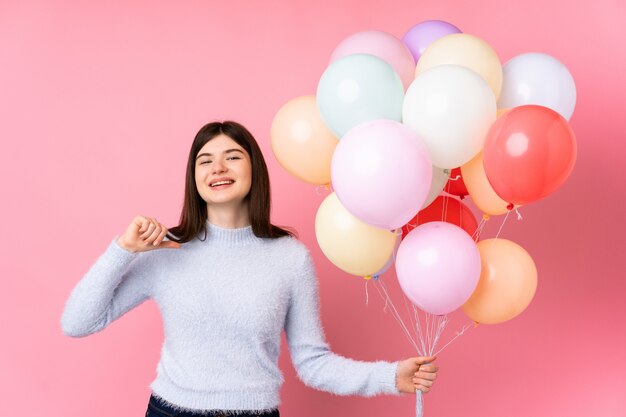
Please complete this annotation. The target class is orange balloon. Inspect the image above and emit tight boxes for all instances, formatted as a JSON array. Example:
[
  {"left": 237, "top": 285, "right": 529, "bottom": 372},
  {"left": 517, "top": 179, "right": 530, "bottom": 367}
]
[
  {"left": 462, "top": 239, "right": 537, "bottom": 324},
  {"left": 461, "top": 108, "right": 519, "bottom": 216},
  {"left": 270, "top": 95, "right": 339, "bottom": 185},
  {"left": 461, "top": 151, "right": 512, "bottom": 215}
]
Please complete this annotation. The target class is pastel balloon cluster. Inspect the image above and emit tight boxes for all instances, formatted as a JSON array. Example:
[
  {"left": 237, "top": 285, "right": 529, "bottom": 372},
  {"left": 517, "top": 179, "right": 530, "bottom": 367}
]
[{"left": 270, "top": 20, "right": 577, "bottom": 324}]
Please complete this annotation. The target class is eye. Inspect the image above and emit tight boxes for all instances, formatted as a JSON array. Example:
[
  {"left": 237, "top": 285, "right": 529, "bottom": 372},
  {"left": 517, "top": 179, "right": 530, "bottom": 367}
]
[
  {"left": 227, "top": 156, "right": 241, "bottom": 160},
  {"left": 200, "top": 160, "right": 212, "bottom": 165}
]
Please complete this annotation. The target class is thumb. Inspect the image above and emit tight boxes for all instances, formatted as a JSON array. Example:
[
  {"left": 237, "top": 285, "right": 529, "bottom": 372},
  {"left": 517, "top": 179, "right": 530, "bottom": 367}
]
[
  {"left": 159, "top": 241, "right": 181, "bottom": 249},
  {"left": 415, "top": 355, "right": 437, "bottom": 365}
]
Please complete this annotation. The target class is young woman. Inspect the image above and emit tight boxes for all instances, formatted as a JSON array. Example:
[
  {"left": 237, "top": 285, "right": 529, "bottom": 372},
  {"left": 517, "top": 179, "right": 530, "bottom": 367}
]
[{"left": 61, "top": 121, "right": 438, "bottom": 417}]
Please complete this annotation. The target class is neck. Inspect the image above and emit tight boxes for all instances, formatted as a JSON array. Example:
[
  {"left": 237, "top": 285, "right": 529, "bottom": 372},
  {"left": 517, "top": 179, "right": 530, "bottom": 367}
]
[{"left": 207, "top": 202, "right": 250, "bottom": 229}]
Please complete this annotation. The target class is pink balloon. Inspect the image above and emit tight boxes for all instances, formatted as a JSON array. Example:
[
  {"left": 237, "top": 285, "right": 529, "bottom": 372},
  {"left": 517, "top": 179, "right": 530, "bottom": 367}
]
[
  {"left": 395, "top": 222, "right": 481, "bottom": 315},
  {"left": 330, "top": 30, "right": 416, "bottom": 90},
  {"left": 331, "top": 120, "right": 432, "bottom": 231}
]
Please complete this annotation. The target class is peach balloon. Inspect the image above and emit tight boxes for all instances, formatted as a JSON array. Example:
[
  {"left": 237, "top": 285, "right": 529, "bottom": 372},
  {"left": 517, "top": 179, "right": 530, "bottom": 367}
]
[
  {"left": 315, "top": 192, "right": 398, "bottom": 277},
  {"left": 270, "top": 95, "right": 338, "bottom": 185},
  {"left": 461, "top": 151, "right": 512, "bottom": 215},
  {"left": 461, "top": 108, "right": 518, "bottom": 216},
  {"left": 415, "top": 33, "right": 503, "bottom": 99},
  {"left": 462, "top": 239, "right": 537, "bottom": 324}
]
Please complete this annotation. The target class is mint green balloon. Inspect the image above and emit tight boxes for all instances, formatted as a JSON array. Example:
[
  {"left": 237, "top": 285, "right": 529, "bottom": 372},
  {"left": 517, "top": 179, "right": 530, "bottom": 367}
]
[{"left": 316, "top": 54, "right": 404, "bottom": 138}]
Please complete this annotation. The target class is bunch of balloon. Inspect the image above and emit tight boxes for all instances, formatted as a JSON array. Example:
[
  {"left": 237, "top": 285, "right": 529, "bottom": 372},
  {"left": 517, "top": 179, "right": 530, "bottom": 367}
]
[{"left": 269, "top": 18, "right": 577, "bottom": 417}]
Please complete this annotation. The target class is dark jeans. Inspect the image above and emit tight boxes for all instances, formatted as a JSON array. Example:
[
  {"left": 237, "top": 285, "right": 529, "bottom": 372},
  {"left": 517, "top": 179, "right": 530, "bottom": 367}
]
[{"left": 145, "top": 394, "right": 280, "bottom": 417}]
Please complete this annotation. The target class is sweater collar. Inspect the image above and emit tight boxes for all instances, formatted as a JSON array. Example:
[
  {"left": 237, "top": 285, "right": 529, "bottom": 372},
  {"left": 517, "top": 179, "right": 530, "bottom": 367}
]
[{"left": 198, "top": 220, "right": 257, "bottom": 247}]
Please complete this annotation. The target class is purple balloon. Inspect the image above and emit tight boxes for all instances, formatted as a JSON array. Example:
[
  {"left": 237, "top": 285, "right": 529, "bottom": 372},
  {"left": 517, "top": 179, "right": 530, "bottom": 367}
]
[
  {"left": 331, "top": 120, "right": 432, "bottom": 231},
  {"left": 402, "top": 20, "right": 462, "bottom": 63},
  {"left": 395, "top": 222, "right": 480, "bottom": 315}
]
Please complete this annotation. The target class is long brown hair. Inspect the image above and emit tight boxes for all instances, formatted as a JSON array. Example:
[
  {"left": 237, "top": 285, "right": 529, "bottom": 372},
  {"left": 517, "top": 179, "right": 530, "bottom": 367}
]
[{"left": 166, "top": 121, "right": 296, "bottom": 243}]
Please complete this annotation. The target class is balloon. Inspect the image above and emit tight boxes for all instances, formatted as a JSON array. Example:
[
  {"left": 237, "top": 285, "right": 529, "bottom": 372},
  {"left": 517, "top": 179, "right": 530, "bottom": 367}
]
[
  {"left": 462, "top": 151, "right": 515, "bottom": 215},
  {"left": 330, "top": 30, "right": 416, "bottom": 90},
  {"left": 401, "top": 195, "right": 479, "bottom": 239},
  {"left": 403, "top": 65, "right": 496, "bottom": 168},
  {"left": 371, "top": 231, "right": 402, "bottom": 277},
  {"left": 270, "top": 96, "right": 339, "bottom": 185},
  {"left": 402, "top": 20, "right": 462, "bottom": 63},
  {"left": 462, "top": 239, "right": 537, "bottom": 324},
  {"left": 483, "top": 105, "right": 577, "bottom": 205},
  {"left": 315, "top": 193, "right": 398, "bottom": 277},
  {"left": 415, "top": 33, "right": 503, "bottom": 99},
  {"left": 444, "top": 167, "right": 468, "bottom": 198},
  {"left": 401, "top": 195, "right": 478, "bottom": 239},
  {"left": 422, "top": 166, "right": 450, "bottom": 209},
  {"left": 395, "top": 222, "right": 481, "bottom": 315},
  {"left": 498, "top": 53, "right": 576, "bottom": 120},
  {"left": 461, "top": 109, "right": 518, "bottom": 215},
  {"left": 317, "top": 54, "right": 404, "bottom": 138},
  {"left": 331, "top": 120, "right": 432, "bottom": 230}
]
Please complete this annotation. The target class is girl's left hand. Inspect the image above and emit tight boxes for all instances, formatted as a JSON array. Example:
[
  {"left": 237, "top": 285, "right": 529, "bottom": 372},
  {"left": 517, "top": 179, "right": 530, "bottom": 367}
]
[{"left": 396, "top": 355, "right": 438, "bottom": 394}]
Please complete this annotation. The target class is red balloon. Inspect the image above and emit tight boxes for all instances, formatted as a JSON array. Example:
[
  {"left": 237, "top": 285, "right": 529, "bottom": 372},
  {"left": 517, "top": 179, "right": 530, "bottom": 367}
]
[
  {"left": 483, "top": 105, "right": 577, "bottom": 205},
  {"left": 444, "top": 167, "right": 469, "bottom": 198},
  {"left": 401, "top": 196, "right": 479, "bottom": 240}
]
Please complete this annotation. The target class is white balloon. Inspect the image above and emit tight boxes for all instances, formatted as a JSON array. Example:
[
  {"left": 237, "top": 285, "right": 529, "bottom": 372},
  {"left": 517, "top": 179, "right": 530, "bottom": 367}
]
[
  {"left": 403, "top": 65, "right": 497, "bottom": 169},
  {"left": 422, "top": 166, "right": 450, "bottom": 209},
  {"left": 498, "top": 53, "right": 576, "bottom": 120}
]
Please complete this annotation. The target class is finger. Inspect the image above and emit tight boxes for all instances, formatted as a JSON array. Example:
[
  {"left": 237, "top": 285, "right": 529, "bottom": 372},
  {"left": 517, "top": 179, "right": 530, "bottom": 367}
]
[
  {"left": 415, "top": 384, "right": 431, "bottom": 394},
  {"left": 415, "top": 355, "right": 437, "bottom": 365},
  {"left": 416, "top": 364, "right": 438, "bottom": 374},
  {"left": 140, "top": 219, "right": 156, "bottom": 239},
  {"left": 152, "top": 223, "right": 169, "bottom": 246},
  {"left": 412, "top": 377, "right": 434, "bottom": 387},
  {"left": 135, "top": 216, "right": 149, "bottom": 233},
  {"left": 144, "top": 218, "right": 162, "bottom": 243},
  {"left": 414, "top": 371, "right": 437, "bottom": 381}
]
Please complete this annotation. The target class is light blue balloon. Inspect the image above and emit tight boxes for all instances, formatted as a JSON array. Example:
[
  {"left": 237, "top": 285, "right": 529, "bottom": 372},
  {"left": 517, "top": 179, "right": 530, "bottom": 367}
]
[{"left": 316, "top": 54, "right": 404, "bottom": 138}]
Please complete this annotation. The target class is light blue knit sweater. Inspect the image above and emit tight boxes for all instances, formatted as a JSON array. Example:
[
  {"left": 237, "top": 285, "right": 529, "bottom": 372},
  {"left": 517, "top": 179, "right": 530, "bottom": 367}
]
[{"left": 61, "top": 221, "right": 401, "bottom": 412}]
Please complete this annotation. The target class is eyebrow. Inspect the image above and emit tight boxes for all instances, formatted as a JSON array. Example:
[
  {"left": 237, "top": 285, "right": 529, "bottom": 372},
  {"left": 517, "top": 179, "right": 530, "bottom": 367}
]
[{"left": 196, "top": 149, "right": 245, "bottom": 160}]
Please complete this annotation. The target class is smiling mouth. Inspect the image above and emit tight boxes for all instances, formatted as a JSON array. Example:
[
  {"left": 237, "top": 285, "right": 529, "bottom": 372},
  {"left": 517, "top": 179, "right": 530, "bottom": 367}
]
[{"left": 210, "top": 180, "right": 235, "bottom": 187}]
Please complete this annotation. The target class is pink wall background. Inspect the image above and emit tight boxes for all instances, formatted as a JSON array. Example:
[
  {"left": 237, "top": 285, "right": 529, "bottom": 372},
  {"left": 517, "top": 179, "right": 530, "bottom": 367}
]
[{"left": 1, "top": 0, "right": 624, "bottom": 416}]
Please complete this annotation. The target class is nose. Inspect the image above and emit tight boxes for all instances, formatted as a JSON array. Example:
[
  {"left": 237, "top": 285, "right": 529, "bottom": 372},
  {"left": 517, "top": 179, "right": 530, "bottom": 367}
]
[{"left": 212, "top": 159, "right": 227, "bottom": 174}]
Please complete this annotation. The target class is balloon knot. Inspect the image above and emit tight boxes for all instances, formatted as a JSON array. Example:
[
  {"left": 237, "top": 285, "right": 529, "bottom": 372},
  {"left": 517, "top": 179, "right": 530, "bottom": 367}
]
[
  {"left": 473, "top": 321, "right": 480, "bottom": 328},
  {"left": 372, "top": 274, "right": 380, "bottom": 281},
  {"left": 324, "top": 183, "right": 330, "bottom": 190},
  {"left": 363, "top": 275, "right": 372, "bottom": 280},
  {"left": 482, "top": 214, "right": 490, "bottom": 221},
  {"left": 506, "top": 203, "right": 514, "bottom": 210}
]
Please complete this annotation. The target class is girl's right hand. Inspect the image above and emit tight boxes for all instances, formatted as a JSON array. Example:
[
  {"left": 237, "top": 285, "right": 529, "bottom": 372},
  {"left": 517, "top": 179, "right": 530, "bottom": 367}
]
[{"left": 116, "top": 215, "right": 181, "bottom": 253}]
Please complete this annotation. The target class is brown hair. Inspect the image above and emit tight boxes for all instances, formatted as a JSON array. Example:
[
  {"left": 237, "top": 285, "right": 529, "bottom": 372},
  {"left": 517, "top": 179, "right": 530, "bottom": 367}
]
[{"left": 166, "top": 121, "right": 296, "bottom": 243}]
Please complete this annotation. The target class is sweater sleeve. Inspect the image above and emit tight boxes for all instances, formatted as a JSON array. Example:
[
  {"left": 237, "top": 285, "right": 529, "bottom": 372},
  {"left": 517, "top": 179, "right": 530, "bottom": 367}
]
[
  {"left": 60, "top": 237, "right": 154, "bottom": 338},
  {"left": 284, "top": 248, "right": 402, "bottom": 397}
]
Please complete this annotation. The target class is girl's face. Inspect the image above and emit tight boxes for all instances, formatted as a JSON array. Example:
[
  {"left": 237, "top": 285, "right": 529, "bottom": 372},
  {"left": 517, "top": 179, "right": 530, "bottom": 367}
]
[{"left": 194, "top": 134, "right": 252, "bottom": 209}]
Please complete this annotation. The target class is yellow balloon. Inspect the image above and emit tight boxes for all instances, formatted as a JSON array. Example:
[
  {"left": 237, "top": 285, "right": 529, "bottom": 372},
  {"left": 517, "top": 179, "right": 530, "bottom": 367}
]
[
  {"left": 415, "top": 33, "right": 503, "bottom": 100},
  {"left": 315, "top": 193, "right": 397, "bottom": 277},
  {"left": 461, "top": 108, "right": 519, "bottom": 216},
  {"left": 462, "top": 239, "right": 537, "bottom": 324},
  {"left": 270, "top": 95, "right": 339, "bottom": 185}
]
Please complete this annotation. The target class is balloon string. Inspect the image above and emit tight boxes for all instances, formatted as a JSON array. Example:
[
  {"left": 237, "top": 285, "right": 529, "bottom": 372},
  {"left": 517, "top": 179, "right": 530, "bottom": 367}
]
[
  {"left": 433, "top": 321, "right": 474, "bottom": 357},
  {"left": 472, "top": 217, "right": 487, "bottom": 242},
  {"left": 515, "top": 208, "right": 523, "bottom": 220},
  {"left": 364, "top": 279, "right": 369, "bottom": 306},
  {"left": 381, "top": 277, "right": 420, "bottom": 354},
  {"left": 373, "top": 279, "right": 419, "bottom": 351},
  {"left": 493, "top": 210, "right": 511, "bottom": 241}
]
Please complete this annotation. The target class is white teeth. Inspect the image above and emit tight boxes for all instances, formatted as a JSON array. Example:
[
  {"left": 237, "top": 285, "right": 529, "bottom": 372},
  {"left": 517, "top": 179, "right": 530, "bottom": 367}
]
[{"left": 210, "top": 180, "right": 234, "bottom": 187}]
